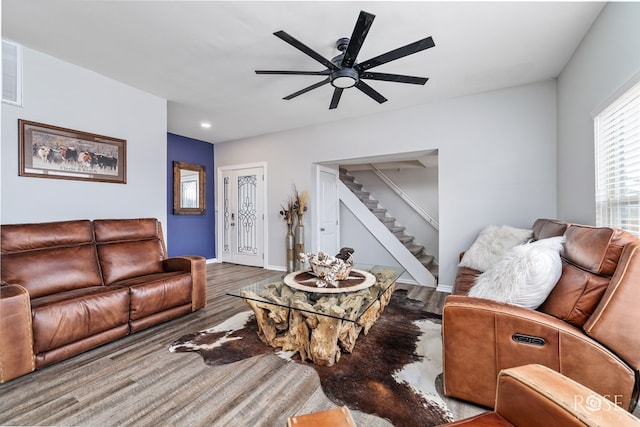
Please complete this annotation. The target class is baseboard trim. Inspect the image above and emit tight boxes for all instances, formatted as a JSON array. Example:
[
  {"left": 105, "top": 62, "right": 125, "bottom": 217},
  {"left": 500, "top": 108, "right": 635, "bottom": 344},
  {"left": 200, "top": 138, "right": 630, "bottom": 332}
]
[{"left": 436, "top": 284, "right": 453, "bottom": 293}]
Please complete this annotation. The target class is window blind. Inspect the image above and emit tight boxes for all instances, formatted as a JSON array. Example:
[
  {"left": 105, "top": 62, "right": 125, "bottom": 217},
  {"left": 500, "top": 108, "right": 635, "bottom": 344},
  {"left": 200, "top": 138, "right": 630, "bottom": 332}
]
[{"left": 595, "top": 79, "right": 640, "bottom": 236}]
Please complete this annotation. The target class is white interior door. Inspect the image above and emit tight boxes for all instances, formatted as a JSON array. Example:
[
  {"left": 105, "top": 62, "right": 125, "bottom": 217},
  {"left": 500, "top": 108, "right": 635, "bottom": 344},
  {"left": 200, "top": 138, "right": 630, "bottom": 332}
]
[
  {"left": 316, "top": 166, "right": 340, "bottom": 255},
  {"left": 219, "top": 166, "right": 264, "bottom": 267}
]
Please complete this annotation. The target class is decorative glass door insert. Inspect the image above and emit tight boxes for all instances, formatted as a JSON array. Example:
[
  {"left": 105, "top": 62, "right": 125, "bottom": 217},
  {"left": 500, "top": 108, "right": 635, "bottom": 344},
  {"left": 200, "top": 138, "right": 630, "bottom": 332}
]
[{"left": 221, "top": 166, "right": 264, "bottom": 267}]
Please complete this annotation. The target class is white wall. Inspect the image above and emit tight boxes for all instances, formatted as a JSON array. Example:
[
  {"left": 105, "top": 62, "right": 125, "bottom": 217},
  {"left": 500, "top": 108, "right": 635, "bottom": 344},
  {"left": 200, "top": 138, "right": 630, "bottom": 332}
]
[
  {"left": 340, "top": 203, "right": 405, "bottom": 272},
  {"left": 1, "top": 47, "right": 167, "bottom": 226},
  {"left": 215, "top": 80, "right": 558, "bottom": 288},
  {"left": 557, "top": 3, "right": 640, "bottom": 224}
]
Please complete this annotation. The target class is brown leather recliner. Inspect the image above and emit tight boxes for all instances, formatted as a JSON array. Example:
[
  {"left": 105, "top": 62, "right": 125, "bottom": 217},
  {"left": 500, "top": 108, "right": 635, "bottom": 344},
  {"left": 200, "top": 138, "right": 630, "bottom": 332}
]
[
  {"left": 442, "top": 219, "right": 640, "bottom": 411},
  {"left": 0, "top": 218, "right": 206, "bottom": 383},
  {"left": 439, "top": 364, "right": 640, "bottom": 426}
]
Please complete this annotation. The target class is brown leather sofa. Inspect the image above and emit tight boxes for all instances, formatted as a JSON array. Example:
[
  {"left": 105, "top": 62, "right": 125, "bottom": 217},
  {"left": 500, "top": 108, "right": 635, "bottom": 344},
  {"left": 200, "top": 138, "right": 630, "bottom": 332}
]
[
  {"left": 438, "top": 364, "right": 640, "bottom": 426},
  {"left": 443, "top": 219, "right": 640, "bottom": 411},
  {"left": 0, "top": 218, "right": 206, "bottom": 383}
]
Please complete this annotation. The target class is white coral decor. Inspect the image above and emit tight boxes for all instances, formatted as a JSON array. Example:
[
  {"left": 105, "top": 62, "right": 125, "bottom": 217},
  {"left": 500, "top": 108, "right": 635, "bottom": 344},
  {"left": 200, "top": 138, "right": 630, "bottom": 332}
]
[{"left": 300, "top": 251, "right": 353, "bottom": 286}]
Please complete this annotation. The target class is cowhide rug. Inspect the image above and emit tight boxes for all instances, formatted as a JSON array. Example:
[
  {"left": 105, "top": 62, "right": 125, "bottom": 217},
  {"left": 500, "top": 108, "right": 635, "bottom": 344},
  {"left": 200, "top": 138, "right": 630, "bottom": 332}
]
[{"left": 169, "top": 289, "right": 454, "bottom": 426}]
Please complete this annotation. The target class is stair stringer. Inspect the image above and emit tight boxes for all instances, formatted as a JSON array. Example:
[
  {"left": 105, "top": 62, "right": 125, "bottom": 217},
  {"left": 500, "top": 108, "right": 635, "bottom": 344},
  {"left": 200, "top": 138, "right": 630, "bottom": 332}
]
[{"left": 339, "top": 181, "right": 436, "bottom": 287}]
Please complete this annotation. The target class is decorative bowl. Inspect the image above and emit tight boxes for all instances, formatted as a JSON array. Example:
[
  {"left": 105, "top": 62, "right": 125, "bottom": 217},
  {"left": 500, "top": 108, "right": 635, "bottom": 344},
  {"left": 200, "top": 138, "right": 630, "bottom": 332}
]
[{"left": 301, "top": 250, "right": 354, "bottom": 285}]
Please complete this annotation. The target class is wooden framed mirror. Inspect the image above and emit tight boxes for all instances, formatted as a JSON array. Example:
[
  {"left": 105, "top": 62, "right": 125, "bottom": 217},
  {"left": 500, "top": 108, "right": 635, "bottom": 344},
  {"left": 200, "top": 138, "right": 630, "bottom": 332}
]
[{"left": 173, "top": 161, "right": 205, "bottom": 215}]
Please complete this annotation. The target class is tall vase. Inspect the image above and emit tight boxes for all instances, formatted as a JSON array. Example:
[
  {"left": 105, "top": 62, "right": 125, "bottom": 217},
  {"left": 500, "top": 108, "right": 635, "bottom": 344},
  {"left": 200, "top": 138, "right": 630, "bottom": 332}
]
[
  {"left": 295, "top": 219, "right": 305, "bottom": 271},
  {"left": 286, "top": 222, "right": 295, "bottom": 273}
]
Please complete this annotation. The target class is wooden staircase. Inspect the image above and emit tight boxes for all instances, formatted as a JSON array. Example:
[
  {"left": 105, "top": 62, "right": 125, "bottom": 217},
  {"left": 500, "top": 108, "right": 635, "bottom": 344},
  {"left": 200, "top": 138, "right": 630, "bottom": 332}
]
[{"left": 339, "top": 168, "right": 439, "bottom": 282}]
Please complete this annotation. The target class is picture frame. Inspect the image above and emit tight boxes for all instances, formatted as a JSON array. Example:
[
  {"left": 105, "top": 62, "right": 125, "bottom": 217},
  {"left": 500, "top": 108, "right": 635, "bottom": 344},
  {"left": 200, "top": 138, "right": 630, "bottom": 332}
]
[
  {"left": 173, "top": 161, "right": 206, "bottom": 215},
  {"left": 18, "top": 119, "right": 127, "bottom": 184}
]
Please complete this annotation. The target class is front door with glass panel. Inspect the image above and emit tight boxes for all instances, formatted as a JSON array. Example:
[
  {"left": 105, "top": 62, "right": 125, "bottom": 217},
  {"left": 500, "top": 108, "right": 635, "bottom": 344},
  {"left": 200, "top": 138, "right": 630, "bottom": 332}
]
[{"left": 220, "top": 166, "right": 264, "bottom": 267}]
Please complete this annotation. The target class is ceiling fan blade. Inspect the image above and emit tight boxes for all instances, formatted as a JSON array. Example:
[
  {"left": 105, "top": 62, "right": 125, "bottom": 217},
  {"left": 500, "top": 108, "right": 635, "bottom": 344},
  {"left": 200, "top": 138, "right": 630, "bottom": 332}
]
[
  {"left": 329, "top": 88, "right": 344, "bottom": 110},
  {"left": 341, "top": 11, "right": 375, "bottom": 68},
  {"left": 274, "top": 31, "right": 339, "bottom": 71},
  {"left": 355, "top": 81, "right": 387, "bottom": 104},
  {"left": 360, "top": 72, "right": 428, "bottom": 85},
  {"left": 283, "top": 78, "right": 330, "bottom": 100},
  {"left": 356, "top": 36, "right": 435, "bottom": 72},
  {"left": 255, "top": 70, "right": 330, "bottom": 76}
]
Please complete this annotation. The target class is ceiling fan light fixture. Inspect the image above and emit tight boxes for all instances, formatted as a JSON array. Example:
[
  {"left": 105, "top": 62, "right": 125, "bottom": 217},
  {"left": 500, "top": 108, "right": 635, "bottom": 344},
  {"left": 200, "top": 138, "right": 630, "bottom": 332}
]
[
  {"left": 256, "top": 10, "right": 434, "bottom": 109},
  {"left": 330, "top": 68, "right": 359, "bottom": 88}
]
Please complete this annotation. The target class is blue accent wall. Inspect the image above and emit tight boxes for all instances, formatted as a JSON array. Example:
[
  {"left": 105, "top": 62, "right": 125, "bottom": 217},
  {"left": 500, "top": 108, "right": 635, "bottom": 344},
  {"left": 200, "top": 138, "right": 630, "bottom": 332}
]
[{"left": 167, "top": 133, "right": 215, "bottom": 259}]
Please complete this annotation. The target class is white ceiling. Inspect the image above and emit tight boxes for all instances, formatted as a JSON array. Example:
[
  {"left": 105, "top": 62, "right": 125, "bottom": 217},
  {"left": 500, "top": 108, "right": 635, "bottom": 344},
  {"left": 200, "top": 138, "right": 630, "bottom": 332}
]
[{"left": 2, "top": 1, "right": 605, "bottom": 144}]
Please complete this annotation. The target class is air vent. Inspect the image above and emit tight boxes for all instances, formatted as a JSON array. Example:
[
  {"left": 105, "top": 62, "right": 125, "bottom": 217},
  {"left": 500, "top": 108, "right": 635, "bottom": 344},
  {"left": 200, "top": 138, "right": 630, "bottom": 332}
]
[{"left": 2, "top": 39, "right": 23, "bottom": 106}]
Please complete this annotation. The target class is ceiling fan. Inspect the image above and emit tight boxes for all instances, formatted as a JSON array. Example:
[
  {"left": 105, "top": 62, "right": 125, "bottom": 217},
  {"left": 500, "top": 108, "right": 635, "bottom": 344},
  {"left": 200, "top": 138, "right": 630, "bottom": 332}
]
[{"left": 255, "top": 10, "right": 435, "bottom": 110}]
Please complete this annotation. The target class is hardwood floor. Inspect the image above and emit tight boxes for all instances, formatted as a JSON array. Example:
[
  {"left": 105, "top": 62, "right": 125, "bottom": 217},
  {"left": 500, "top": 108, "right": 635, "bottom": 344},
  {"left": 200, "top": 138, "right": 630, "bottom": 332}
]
[
  {"left": 4, "top": 263, "right": 635, "bottom": 424},
  {"left": 0, "top": 263, "right": 449, "bottom": 426}
]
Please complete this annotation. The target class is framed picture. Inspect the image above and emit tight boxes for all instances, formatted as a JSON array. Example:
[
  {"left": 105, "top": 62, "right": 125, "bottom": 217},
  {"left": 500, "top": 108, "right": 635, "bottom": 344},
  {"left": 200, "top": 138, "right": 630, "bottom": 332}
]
[
  {"left": 173, "top": 161, "right": 206, "bottom": 215},
  {"left": 18, "top": 119, "right": 126, "bottom": 184}
]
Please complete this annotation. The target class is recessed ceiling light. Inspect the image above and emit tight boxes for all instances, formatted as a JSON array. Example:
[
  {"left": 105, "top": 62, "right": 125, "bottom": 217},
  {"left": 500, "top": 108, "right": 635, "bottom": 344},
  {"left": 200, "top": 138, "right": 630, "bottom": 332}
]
[{"left": 201, "top": 122, "right": 212, "bottom": 129}]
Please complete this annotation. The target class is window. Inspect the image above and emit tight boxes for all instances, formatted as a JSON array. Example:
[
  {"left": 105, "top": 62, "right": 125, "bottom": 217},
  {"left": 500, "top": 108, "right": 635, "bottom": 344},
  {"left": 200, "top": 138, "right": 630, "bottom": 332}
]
[
  {"left": 2, "top": 39, "right": 23, "bottom": 106},
  {"left": 594, "top": 79, "right": 640, "bottom": 236}
]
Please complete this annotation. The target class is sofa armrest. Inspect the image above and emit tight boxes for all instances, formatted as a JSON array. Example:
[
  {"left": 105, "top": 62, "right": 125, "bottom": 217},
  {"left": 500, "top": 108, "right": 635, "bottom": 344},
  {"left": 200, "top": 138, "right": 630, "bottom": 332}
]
[
  {"left": 0, "top": 284, "right": 35, "bottom": 383},
  {"left": 163, "top": 256, "right": 206, "bottom": 311},
  {"left": 452, "top": 266, "right": 480, "bottom": 295},
  {"left": 442, "top": 295, "right": 636, "bottom": 410},
  {"left": 495, "top": 364, "right": 640, "bottom": 426}
]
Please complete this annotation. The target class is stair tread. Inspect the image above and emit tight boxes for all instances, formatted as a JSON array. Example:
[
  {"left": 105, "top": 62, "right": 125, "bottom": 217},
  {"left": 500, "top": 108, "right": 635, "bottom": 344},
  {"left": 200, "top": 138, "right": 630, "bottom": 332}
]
[
  {"left": 428, "top": 264, "right": 439, "bottom": 279},
  {"left": 407, "top": 244, "right": 425, "bottom": 255},
  {"left": 418, "top": 254, "right": 434, "bottom": 264},
  {"left": 343, "top": 181, "right": 362, "bottom": 189},
  {"left": 339, "top": 173, "right": 355, "bottom": 182}
]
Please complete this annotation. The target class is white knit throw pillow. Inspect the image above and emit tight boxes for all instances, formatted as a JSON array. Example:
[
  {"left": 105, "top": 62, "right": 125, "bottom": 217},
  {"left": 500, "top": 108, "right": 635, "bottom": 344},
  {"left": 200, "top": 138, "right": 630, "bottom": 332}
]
[{"left": 469, "top": 236, "right": 565, "bottom": 309}]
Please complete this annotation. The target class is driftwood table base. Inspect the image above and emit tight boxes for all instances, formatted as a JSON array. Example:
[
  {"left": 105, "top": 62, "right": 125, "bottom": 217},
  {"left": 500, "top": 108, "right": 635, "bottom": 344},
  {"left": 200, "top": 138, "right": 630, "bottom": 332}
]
[{"left": 241, "top": 270, "right": 397, "bottom": 366}]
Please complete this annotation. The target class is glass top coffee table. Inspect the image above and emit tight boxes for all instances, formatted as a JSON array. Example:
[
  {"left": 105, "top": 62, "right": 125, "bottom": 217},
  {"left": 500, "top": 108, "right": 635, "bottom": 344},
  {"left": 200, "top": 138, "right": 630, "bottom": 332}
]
[{"left": 226, "top": 264, "right": 405, "bottom": 366}]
